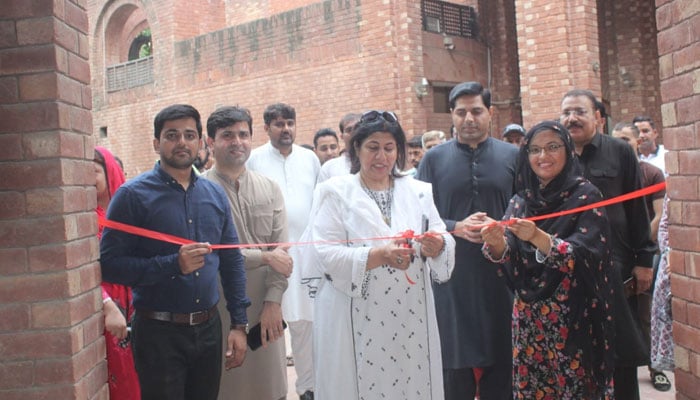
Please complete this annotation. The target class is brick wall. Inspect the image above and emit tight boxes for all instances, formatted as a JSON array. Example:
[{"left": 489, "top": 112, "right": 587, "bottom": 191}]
[
  {"left": 0, "top": 1, "right": 108, "bottom": 399},
  {"left": 515, "top": 0, "right": 602, "bottom": 126},
  {"left": 657, "top": 0, "right": 700, "bottom": 398},
  {"left": 477, "top": 0, "right": 522, "bottom": 137},
  {"left": 598, "top": 0, "right": 663, "bottom": 132},
  {"left": 89, "top": 0, "right": 489, "bottom": 177}
]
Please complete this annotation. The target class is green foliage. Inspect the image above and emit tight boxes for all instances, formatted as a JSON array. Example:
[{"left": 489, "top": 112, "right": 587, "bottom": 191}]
[{"left": 137, "top": 28, "right": 152, "bottom": 58}]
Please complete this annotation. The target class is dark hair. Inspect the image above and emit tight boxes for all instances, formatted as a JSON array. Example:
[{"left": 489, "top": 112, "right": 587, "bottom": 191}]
[
  {"left": 612, "top": 122, "right": 640, "bottom": 138},
  {"left": 348, "top": 112, "right": 406, "bottom": 177},
  {"left": 94, "top": 149, "right": 110, "bottom": 193},
  {"left": 313, "top": 128, "right": 338, "bottom": 148},
  {"left": 114, "top": 156, "right": 124, "bottom": 173},
  {"left": 206, "top": 106, "right": 253, "bottom": 139},
  {"left": 632, "top": 115, "right": 655, "bottom": 129},
  {"left": 594, "top": 99, "right": 607, "bottom": 120},
  {"left": 339, "top": 113, "right": 361, "bottom": 133},
  {"left": 561, "top": 89, "right": 597, "bottom": 111},
  {"left": 263, "top": 103, "right": 296, "bottom": 125},
  {"left": 448, "top": 81, "right": 491, "bottom": 110},
  {"left": 193, "top": 141, "right": 210, "bottom": 171},
  {"left": 153, "top": 104, "right": 202, "bottom": 139},
  {"left": 407, "top": 134, "right": 423, "bottom": 148},
  {"left": 94, "top": 149, "right": 106, "bottom": 168}
]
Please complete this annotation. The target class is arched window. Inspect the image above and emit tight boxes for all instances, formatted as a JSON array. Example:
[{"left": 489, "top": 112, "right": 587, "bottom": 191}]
[
  {"left": 128, "top": 28, "right": 152, "bottom": 61},
  {"left": 102, "top": 4, "right": 153, "bottom": 92}
]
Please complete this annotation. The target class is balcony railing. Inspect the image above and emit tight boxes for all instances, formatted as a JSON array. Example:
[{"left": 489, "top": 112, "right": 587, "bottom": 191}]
[
  {"left": 106, "top": 56, "right": 154, "bottom": 92},
  {"left": 421, "top": 0, "right": 478, "bottom": 39}
]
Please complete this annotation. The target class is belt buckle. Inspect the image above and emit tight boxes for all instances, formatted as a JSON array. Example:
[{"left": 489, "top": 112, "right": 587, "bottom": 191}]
[{"left": 189, "top": 310, "right": 204, "bottom": 325}]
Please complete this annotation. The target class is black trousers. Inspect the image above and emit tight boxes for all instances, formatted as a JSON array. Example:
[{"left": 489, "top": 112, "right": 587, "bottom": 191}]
[
  {"left": 132, "top": 310, "right": 223, "bottom": 400},
  {"left": 443, "top": 364, "right": 512, "bottom": 400},
  {"left": 613, "top": 366, "right": 640, "bottom": 400}
]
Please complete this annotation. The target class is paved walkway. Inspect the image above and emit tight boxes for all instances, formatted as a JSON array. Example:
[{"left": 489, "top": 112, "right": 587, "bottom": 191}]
[{"left": 285, "top": 364, "right": 676, "bottom": 399}]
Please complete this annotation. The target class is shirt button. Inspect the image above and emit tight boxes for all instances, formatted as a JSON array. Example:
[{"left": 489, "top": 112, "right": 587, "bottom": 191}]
[
  {"left": 188, "top": 219, "right": 193, "bottom": 224},
  {"left": 195, "top": 299, "right": 200, "bottom": 303},
  {"left": 195, "top": 271, "right": 199, "bottom": 277},
  {"left": 171, "top": 276, "right": 175, "bottom": 279}
]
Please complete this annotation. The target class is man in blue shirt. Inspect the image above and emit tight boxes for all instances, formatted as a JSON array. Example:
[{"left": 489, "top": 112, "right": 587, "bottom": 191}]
[{"left": 100, "top": 104, "right": 250, "bottom": 400}]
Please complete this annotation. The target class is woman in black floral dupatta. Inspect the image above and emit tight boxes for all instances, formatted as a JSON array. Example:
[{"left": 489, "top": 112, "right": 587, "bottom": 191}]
[{"left": 480, "top": 120, "right": 615, "bottom": 399}]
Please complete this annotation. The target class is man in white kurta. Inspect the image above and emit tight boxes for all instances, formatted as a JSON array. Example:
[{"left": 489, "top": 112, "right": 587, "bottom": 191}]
[
  {"left": 247, "top": 103, "right": 320, "bottom": 399},
  {"left": 203, "top": 106, "right": 291, "bottom": 399},
  {"left": 317, "top": 152, "right": 351, "bottom": 183},
  {"left": 303, "top": 174, "right": 455, "bottom": 400},
  {"left": 317, "top": 113, "right": 360, "bottom": 183}
]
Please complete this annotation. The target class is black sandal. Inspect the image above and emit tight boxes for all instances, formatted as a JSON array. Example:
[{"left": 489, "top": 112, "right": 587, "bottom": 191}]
[{"left": 651, "top": 371, "right": 672, "bottom": 392}]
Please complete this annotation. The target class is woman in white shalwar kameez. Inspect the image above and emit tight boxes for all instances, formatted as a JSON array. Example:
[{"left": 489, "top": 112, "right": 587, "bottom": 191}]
[{"left": 302, "top": 111, "right": 455, "bottom": 400}]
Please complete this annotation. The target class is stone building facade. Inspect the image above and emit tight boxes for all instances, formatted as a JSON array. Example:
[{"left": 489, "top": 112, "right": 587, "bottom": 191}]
[{"left": 0, "top": 0, "right": 698, "bottom": 399}]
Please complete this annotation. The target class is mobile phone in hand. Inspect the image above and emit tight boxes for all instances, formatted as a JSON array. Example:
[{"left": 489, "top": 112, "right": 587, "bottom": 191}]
[
  {"left": 623, "top": 277, "right": 637, "bottom": 298},
  {"left": 247, "top": 320, "right": 288, "bottom": 351}
]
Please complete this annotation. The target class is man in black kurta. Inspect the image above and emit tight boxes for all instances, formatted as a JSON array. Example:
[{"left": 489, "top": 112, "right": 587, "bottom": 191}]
[
  {"left": 561, "top": 89, "right": 657, "bottom": 400},
  {"left": 416, "top": 82, "right": 518, "bottom": 400}
]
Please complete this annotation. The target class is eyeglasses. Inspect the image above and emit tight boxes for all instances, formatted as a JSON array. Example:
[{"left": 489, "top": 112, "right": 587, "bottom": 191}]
[
  {"left": 360, "top": 110, "right": 399, "bottom": 124},
  {"left": 527, "top": 143, "right": 565, "bottom": 156},
  {"left": 560, "top": 109, "right": 589, "bottom": 119}
]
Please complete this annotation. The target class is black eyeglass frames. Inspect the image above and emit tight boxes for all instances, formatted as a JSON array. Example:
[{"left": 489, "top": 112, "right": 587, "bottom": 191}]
[{"left": 360, "top": 110, "right": 399, "bottom": 124}]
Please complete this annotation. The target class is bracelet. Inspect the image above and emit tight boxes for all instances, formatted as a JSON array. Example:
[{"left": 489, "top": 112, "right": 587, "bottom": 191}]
[{"left": 102, "top": 297, "right": 112, "bottom": 304}]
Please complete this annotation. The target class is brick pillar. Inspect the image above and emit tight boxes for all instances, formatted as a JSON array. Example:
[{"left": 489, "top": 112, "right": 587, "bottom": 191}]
[
  {"left": 0, "top": 1, "right": 108, "bottom": 399},
  {"left": 395, "top": 0, "right": 428, "bottom": 137},
  {"left": 657, "top": 1, "right": 700, "bottom": 398},
  {"left": 478, "top": 0, "right": 522, "bottom": 137},
  {"left": 515, "top": 0, "right": 602, "bottom": 126}
]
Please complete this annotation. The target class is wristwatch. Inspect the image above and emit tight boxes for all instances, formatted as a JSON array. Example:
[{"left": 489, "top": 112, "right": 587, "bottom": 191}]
[{"left": 230, "top": 323, "right": 249, "bottom": 334}]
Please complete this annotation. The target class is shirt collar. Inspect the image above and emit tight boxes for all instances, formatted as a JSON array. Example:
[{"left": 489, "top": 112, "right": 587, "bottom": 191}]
[
  {"left": 211, "top": 167, "right": 248, "bottom": 189},
  {"left": 154, "top": 161, "right": 199, "bottom": 188},
  {"left": 455, "top": 136, "right": 490, "bottom": 152},
  {"left": 580, "top": 132, "right": 602, "bottom": 156},
  {"left": 650, "top": 144, "right": 660, "bottom": 156},
  {"left": 267, "top": 142, "right": 292, "bottom": 159}
]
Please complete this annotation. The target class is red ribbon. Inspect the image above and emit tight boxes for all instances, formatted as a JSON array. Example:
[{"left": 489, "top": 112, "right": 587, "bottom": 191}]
[
  {"left": 99, "top": 181, "right": 666, "bottom": 248},
  {"left": 97, "top": 215, "right": 405, "bottom": 250},
  {"left": 99, "top": 182, "right": 665, "bottom": 286}
]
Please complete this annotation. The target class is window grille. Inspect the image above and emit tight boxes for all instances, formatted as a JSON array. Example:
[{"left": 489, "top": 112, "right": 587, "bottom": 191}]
[
  {"left": 106, "top": 56, "right": 154, "bottom": 92},
  {"left": 421, "top": 0, "right": 477, "bottom": 39}
]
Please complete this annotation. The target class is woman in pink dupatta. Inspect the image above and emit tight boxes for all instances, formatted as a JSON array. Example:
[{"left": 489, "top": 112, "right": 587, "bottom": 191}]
[{"left": 95, "top": 146, "right": 140, "bottom": 399}]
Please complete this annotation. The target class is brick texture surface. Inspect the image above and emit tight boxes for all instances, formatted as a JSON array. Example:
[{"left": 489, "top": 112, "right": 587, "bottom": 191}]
[
  {"left": 1, "top": 0, "right": 697, "bottom": 398},
  {"left": 657, "top": 0, "right": 700, "bottom": 398},
  {"left": 0, "top": 0, "right": 107, "bottom": 398},
  {"left": 88, "top": 0, "right": 495, "bottom": 176}
]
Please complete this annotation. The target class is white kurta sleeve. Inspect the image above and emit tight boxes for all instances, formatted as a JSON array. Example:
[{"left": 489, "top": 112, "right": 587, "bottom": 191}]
[
  {"left": 311, "top": 191, "right": 372, "bottom": 298},
  {"left": 423, "top": 190, "right": 455, "bottom": 284}
]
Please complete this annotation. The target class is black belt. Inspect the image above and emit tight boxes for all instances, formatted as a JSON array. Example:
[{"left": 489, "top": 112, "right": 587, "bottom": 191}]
[{"left": 137, "top": 305, "right": 217, "bottom": 326}]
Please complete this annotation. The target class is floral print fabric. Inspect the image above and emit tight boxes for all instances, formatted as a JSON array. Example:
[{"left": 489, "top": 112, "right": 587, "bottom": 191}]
[
  {"left": 482, "top": 180, "right": 615, "bottom": 399},
  {"left": 486, "top": 238, "right": 613, "bottom": 399}
]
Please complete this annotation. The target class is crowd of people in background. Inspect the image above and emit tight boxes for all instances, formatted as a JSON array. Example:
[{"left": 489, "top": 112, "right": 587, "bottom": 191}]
[{"left": 96, "top": 81, "right": 674, "bottom": 400}]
